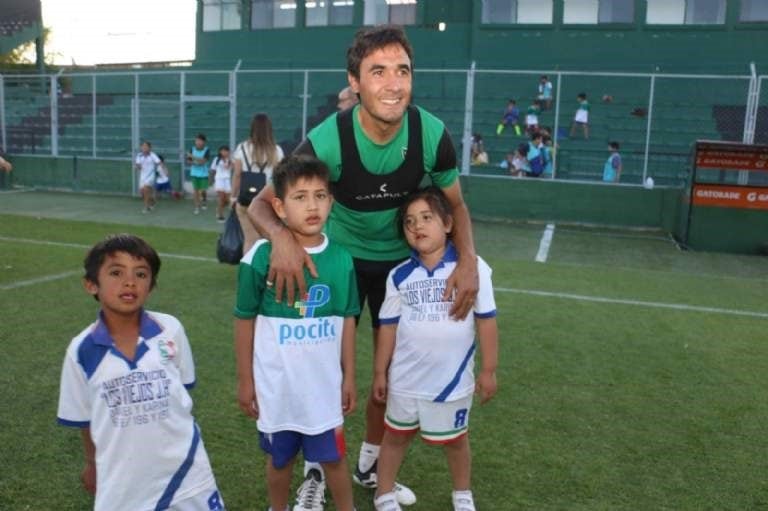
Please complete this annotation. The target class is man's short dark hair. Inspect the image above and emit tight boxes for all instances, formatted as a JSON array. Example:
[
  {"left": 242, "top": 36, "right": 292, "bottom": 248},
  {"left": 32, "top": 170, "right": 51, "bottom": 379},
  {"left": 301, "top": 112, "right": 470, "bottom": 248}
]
[
  {"left": 346, "top": 24, "right": 414, "bottom": 79},
  {"left": 272, "top": 155, "right": 330, "bottom": 200},
  {"left": 84, "top": 234, "right": 161, "bottom": 291}
]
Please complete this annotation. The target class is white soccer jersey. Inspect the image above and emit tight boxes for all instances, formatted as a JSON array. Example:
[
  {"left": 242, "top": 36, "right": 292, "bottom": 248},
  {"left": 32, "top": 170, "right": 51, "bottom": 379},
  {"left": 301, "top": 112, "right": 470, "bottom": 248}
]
[
  {"left": 234, "top": 235, "right": 359, "bottom": 435},
  {"left": 379, "top": 243, "right": 497, "bottom": 402},
  {"left": 57, "top": 310, "right": 217, "bottom": 511},
  {"left": 135, "top": 151, "right": 161, "bottom": 185}
]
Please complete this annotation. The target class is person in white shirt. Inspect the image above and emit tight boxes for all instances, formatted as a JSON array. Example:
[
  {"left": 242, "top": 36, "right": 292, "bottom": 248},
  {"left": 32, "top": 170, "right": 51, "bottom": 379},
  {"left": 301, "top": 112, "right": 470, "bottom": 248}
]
[
  {"left": 57, "top": 234, "right": 224, "bottom": 511},
  {"left": 372, "top": 187, "right": 499, "bottom": 511},
  {"left": 134, "top": 141, "right": 161, "bottom": 214},
  {"left": 211, "top": 145, "right": 233, "bottom": 222}
]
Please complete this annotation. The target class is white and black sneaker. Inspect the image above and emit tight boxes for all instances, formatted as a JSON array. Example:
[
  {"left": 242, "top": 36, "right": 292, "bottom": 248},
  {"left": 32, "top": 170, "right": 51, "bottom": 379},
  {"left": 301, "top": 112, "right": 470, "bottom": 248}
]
[
  {"left": 293, "top": 468, "right": 325, "bottom": 511},
  {"left": 353, "top": 461, "right": 416, "bottom": 506}
]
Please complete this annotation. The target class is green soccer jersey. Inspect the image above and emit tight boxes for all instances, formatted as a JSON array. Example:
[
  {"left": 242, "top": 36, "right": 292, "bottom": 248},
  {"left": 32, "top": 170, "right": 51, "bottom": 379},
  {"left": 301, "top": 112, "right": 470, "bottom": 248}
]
[{"left": 302, "top": 105, "right": 459, "bottom": 261}]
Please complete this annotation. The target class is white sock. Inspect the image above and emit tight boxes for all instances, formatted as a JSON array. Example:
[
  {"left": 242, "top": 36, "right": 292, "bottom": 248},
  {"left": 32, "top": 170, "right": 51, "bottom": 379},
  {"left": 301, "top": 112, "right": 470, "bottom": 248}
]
[
  {"left": 452, "top": 490, "right": 474, "bottom": 508},
  {"left": 358, "top": 442, "right": 380, "bottom": 472},
  {"left": 304, "top": 461, "right": 324, "bottom": 479}
]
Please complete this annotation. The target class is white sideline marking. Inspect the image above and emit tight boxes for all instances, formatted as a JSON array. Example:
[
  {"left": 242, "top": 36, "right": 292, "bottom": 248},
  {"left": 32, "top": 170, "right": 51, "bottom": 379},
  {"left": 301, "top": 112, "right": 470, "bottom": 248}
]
[
  {"left": 3, "top": 235, "right": 766, "bottom": 319},
  {"left": 0, "top": 236, "right": 218, "bottom": 263},
  {"left": 1, "top": 270, "right": 80, "bottom": 290},
  {"left": 495, "top": 287, "right": 768, "bottom": 319},
  {"left": 535, "top": 223, "right": 555, "bottom": 263}
]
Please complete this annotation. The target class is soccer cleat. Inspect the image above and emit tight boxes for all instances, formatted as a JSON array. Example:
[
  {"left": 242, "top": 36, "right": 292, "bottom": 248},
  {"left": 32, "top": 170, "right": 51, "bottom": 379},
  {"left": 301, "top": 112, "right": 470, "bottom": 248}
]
[
  {"left": 194, "top": 207, "right": 200, "bottom": 215},
  {"left": 353, "top": 460, "right": 378, "bottom": 488},
  {"left": 354, "top": 461, "right": 416, "bottom": 506},
  {"left": 292, "top": 468, "right": 325, "bottom": 511},
  {"left": 452, "top": 491, "right": 475, "bottom": 511},
  {"left": 373, "top": 492, "right": 402, "bottom": 511}
]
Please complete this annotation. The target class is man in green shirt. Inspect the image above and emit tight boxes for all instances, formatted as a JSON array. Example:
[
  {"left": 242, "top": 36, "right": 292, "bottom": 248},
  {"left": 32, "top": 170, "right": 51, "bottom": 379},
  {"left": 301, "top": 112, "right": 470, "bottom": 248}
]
[{"left": 249, "top": 25, "right": 479, "bottom": 509}]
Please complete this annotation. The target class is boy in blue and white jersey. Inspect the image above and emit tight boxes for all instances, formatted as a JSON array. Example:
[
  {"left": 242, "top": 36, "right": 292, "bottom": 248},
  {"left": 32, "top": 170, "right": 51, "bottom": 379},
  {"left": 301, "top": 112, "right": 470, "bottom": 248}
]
[
  {"left": 603, "top": 141, "right": 623, "bottom": 183},
  {"left": 372, "top": 187, "right": 499, "bottom": 511},
  {"left": 234, "top": 155, "right": 359, "bottom": 511},
  {"left": 57, "top": 234, "right": 223, "bottom": 511}
]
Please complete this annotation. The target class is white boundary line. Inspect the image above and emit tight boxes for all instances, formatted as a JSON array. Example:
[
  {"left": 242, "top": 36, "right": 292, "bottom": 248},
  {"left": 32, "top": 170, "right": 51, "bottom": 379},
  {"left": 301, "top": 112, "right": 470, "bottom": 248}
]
[
  {"left": 496, "top": 287, "right": 768, "bottom": 319},
  {"left": 535, "top": 223, "right": 555, "bottom": 263},
  {"left": 0, "top": 270, "right": 81, "bottom": 290},
  {"left": 2, "top": 235, "right": 766, "bottom": 318},
  {"left": 0, "top": 236, "right": 218, "bottom": 263}
]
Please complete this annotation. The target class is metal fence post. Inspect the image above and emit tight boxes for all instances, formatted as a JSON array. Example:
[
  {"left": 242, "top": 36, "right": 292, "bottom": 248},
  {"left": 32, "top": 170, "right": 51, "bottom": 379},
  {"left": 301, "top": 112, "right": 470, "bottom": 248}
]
[
  {"left": 641, "top": 74, "right": 656, "bottom": 184},
  {"left": 551, "top": 72, "right": 562, "bottom": 179},
  {"left": 179, "top": 72, "right": 186, "bottom": 189},
  {"left": 0, "top": 74, "right": 6, "bottom": 153},
  {"left": 460, "top": 62, "right": 475, "bottom": 176},
  {"left": 301, "top": 70, "right": 310, "bottom": 141},
  {"left": 230, "top": 60, "right": 241, "bottom": 152},
  {"left": 51, "top": 73, "right": 59, "bottom": 156},
  {"left": 91, "top": 74, "right": 97, "bottom": 158}
]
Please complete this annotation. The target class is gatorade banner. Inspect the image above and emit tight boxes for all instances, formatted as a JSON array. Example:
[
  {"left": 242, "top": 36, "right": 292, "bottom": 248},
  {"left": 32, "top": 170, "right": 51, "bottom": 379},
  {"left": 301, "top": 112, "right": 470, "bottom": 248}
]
[
  {"left": 692, "top": 185, "right": 768, "bottom": 210},
  {"left": 694, "top": 141, "right": 768, "bottom": 171}
]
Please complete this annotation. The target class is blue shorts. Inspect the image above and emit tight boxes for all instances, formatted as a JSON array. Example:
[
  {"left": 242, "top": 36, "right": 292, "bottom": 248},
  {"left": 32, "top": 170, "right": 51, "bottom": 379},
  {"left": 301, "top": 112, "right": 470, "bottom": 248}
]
[
  {"left": 259, "top": 426, "right": 346, "bottom": 469},
  {"left": 156, "top": 181, "right": 172, "bottom": 192}
]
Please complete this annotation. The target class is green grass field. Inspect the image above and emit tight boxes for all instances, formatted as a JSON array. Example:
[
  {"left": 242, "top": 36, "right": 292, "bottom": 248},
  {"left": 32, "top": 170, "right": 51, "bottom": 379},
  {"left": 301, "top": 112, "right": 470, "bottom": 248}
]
[{"left": 1, "top": 192, "right": 767, "bottom": 510}]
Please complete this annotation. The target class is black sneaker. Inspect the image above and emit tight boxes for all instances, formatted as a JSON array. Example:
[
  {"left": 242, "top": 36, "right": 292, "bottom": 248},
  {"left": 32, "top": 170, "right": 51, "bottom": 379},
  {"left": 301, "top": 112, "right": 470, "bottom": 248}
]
[{"left": 353, "top": 460, "right": 378, "bottom": 488}]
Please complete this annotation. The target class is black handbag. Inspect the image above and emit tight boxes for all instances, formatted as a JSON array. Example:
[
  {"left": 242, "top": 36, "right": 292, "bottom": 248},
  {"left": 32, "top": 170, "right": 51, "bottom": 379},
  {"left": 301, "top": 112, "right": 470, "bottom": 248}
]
[
  {"left": 216, "top": 206, "right": 244, "bottom": 264},
  {"left": 237, "top": 145, "right": 267, "bottom": 206}
]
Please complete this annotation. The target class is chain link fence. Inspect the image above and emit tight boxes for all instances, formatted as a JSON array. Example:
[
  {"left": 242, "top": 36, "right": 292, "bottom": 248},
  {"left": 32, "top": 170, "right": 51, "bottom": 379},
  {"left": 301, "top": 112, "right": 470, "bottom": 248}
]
[{"left": 0, "top": 65, "right": 762, "bottom": 194}]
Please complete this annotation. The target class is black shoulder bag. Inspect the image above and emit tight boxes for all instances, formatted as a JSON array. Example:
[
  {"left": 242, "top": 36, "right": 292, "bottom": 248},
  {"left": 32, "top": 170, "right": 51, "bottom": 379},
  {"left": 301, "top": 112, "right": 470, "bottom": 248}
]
[{"left": 237, "top": 146, "right": 267, "bottom": 206}]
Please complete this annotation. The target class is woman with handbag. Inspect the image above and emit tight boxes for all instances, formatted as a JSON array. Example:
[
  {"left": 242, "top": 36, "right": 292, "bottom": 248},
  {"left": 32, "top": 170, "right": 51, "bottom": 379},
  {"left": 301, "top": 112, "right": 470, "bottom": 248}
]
[{"left": 232, "top": 113, "right": 284, "bottom": 254}]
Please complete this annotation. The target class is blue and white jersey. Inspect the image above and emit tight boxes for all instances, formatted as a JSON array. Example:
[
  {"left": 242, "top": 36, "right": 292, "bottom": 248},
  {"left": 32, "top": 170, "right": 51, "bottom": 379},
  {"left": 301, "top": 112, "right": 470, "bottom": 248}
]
[
  {"left": 57, "top": 310, "right": 217, "bottom": 511},
  {"left": 379, "top": 243, "right": 496, "bottom": 402}
]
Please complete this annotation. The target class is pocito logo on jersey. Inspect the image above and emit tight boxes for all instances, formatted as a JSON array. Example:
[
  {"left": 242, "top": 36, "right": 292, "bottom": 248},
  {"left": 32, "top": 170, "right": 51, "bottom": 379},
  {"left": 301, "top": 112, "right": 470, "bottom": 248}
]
[
  {"left": 157, "top": 338, "right": 177, "bottom": 363},
  {"left": 279, "top": 284, "right": 336, "bottom": 345}
]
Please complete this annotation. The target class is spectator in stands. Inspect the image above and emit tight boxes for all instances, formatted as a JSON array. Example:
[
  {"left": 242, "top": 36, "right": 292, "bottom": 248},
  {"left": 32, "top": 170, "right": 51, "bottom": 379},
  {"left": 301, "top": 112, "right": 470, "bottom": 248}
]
[
  {"left": 537, "top": 75, "right": 553, "bottom": 110},
  {"left": 232, "top": 113, "right": 285, "bottom": 254},
  {"left": 337, "top": 86, "right": 359, "bottom": 111},
  {"left": 186, "top": 133, "right": 211, "bottom": 215},
  {"left": 506, "top": 144, "right": 530, "bottom": 177},
  {"left": 496, "top": 99, "right": 521, "bottom": 136},
  {"left": 541, "top": 133, "right": 555, "bottom": 177},
  {"left": 0, "top": 154, "right": 12, "bottom": 173},
  {"left": 570, "top": 93, "right": 590, "bottom": 139},
  {"left": 471, "top": 133, "right": 489, "bottom": 165},
  {"left": 523, "top": 132, "right": 547, "bottom": 178},
  {"left": 603, "top": 141, "right": 622, "bottom": 183},
  {"left": 134, "top": 141, "right": 160, "bottom": 214},
  {"left": 525, "top": 100, "right": 541, "bottom": 136}
]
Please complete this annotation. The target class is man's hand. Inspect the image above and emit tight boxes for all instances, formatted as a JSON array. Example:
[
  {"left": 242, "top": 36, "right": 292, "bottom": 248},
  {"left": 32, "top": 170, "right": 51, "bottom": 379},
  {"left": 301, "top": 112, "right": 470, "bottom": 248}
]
[
  {"left": 444, "top": 255, "right": 479, "bottom": 320},
  {"left": 267, "top": 227, "right": 317, "bottom": 305},
  {"left": 476, "top": 370, "right": 497, "bottom": 404},
  {"left": 341, "top": 377, "right": 357, "bottom": 416},
  {"left": 237, "top": 380, "right": 259, "bottom": 419},
  {"left": 81, "top": 460, "right": 96, "bottom": 495}
]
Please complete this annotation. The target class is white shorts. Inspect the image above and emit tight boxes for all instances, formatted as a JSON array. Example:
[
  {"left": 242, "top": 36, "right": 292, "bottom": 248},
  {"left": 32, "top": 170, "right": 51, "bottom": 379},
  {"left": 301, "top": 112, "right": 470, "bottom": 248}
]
[
  {"left": 214, "top": 177, "right": 231, "bottom": 193},
  {"left": 384, "top": 393, "right": 473, "bottom": 444},
  {"left": 139, "top": 171, "right": 155, "bottom": 189},
  {"left": 574, "top": 109, "right": 589, "bottom": 124},
  {"left": 525, "top": 114, "right": 538, "bottom": 127},
  {"left": 169, "top": 483, "right": 225, "bottom": 510}
]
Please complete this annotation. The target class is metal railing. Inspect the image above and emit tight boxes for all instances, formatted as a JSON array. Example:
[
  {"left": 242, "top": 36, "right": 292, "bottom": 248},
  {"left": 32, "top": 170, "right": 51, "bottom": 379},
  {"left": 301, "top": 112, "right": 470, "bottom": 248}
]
[{"left": 0, "top": 63, "right": 762, "bottom": 192}]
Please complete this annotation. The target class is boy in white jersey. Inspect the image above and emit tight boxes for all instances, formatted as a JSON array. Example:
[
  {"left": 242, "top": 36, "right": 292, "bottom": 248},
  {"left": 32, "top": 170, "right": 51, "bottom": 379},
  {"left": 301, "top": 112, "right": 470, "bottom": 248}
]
[
  {"left": 372, "top": 187, "right": 499, "bottom": 511},
  {"left": 234, "top": 155, "right": 359, "bottom": 511},
  {"left": 57, "top": 234, "right": 224, "bottom": 511},
  {"left": 135, "top": 141, "right": 161, "bottom": 213}
]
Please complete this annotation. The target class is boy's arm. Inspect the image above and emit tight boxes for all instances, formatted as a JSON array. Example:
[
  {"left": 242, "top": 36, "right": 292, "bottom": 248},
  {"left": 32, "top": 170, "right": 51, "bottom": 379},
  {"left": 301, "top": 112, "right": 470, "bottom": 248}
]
[
  {"left": 372, "top": 323, "right": 397, "bottom": 403},
  {"left": 340, "top": 316, "right": 356, "bottom": 416},
  {"left": 234, "top": 318, "right": 258, "bottom": 419},
  {"left": 80, "top": 427, "right": 97, "bottom": 495},
  {"left": 475, "top": 317, "right": 499, "bottom": 404}
]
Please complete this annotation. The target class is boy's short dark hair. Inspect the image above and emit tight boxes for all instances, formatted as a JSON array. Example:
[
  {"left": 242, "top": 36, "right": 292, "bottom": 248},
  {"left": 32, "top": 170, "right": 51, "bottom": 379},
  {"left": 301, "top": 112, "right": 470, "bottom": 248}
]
[
  {"left": 347, "top": 24, "right": 414, "bottom": 80},
  {"left": 577, "top": 92, "right": 587, "bottom": 100},
  {"left": 609, "top": 141, "right": 620, "bottom": 150},
  {"left": 84, "top": 234, "right": 161, "bottom": 292},
  {"left": 272, "top": 155, "right": 331, "bottom": 200},
  {"left": 195, "top": 133, "right": 207, "bottom": 142},
  {"left": 396, "top": 186, "right": 453, "bottom": 239}
]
